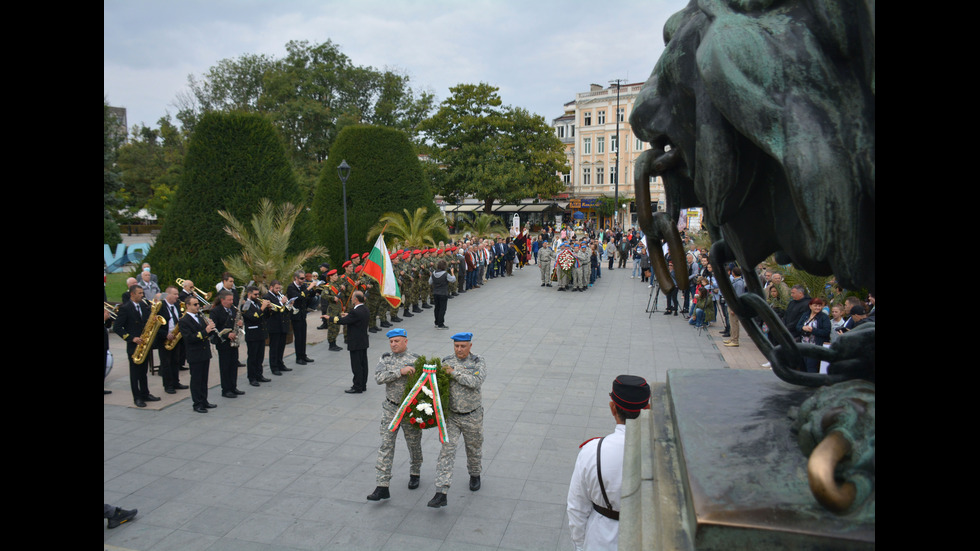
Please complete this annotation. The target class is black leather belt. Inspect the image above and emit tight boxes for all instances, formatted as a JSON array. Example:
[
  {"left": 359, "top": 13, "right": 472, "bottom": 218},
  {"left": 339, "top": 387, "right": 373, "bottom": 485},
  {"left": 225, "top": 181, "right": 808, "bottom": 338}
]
[{"left": 592, "top": 502, "right": 619, "bottom": 520}]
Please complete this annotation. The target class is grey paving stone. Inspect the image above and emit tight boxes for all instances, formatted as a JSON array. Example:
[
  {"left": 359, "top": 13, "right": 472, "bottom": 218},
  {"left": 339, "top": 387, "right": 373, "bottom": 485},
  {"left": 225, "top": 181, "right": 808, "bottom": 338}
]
[{"left": 105, "top": 261, "right": 730, "bottom": 548}]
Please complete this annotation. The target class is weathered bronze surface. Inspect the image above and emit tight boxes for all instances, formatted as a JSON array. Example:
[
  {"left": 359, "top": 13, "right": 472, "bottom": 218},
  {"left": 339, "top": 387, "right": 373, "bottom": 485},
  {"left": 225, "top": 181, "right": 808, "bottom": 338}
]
[
  {"left": 630, "top": 0, "right": 875, "bottom": 387},
  {"left": 667, "top": 370, "right": 874, "bottom": 549}
]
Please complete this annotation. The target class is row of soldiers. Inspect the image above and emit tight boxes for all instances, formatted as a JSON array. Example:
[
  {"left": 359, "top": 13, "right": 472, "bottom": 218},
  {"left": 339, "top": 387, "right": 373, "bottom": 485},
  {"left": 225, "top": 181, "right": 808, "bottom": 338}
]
[{"left": 316, "top": 248, "right": 465, "bottom": 349}]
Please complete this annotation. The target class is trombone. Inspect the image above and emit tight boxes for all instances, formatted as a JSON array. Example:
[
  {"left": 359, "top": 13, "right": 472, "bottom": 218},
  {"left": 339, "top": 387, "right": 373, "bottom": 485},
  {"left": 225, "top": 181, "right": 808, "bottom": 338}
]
[
  {"left": 104, "top": 302, "right": 119, "bottom": 320},
  {"left": 176, "top": 278, "right": 212, "bottom": 308}
]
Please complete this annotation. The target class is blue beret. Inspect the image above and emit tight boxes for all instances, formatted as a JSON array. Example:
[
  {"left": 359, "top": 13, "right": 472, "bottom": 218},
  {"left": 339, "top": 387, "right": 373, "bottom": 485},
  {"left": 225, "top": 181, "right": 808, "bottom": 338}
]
[
  {"left": 386, "top": 328, "right": 407, "bottom": 338},
  {"left": 451, "top": 332, "right": 473, "bottom": 342}
]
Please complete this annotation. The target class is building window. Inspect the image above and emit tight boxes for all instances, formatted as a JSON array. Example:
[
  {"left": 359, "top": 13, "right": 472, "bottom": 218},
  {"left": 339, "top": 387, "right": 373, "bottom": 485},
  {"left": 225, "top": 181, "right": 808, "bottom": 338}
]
[
  {"left": 571, "top": 124, "right": 575, "bottom": 137},
  {"left": 610, "top": 165, "right": 618, "bottom": 184},
  {"left": 563, "top": 173, "right": 571, "bottom": 185},
  {"left": 583, "top": 137, "right": 591, "bottom": 155},
  {"left": 617, "top": 108, "right": 625, "bottom": 122},
  {"left": 598, "top": 110, "right": 606, "bottom": 125},
  {"left": 596, "top": 167, "right": 604, "bottom": 185},
  {"left": 583, "top": 167, "right": 591, "bottom": 186},
  {"left": 584, "top": 112, "right": 591, "bottom": 126},
  {"left": 597, "top": 136, "right": 604, "bottom": 154},
  {"left": 556, "top": 126, "right": 564, "bottom": 138},
  {"left": 610, "top": 135, "right": 618, "bottom": 153},
  {"left": 635, "top": 137, "right": 643, "bottom": 151}
]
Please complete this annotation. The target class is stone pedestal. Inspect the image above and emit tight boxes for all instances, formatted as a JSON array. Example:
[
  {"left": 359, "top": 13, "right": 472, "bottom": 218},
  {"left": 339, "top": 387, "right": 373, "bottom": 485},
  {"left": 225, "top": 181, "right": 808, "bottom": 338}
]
[{"left": 621, "top": 369, "right": 874, "bottom": 550}]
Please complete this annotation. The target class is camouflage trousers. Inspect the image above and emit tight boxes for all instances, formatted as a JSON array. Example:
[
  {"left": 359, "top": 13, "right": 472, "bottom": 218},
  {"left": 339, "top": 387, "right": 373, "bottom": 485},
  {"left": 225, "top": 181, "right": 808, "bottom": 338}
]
[
  {"left": 435, "top": 406, "right": 483, "bottom": 491},
  {"left": 540, "top": 261, "right": 552, "bottom": 284},
  {"left": 326, "top": 304, "right": 342, "bottom": 343},
  {"left": 377, "top": 400, "right": 423, "bottom": 487}
]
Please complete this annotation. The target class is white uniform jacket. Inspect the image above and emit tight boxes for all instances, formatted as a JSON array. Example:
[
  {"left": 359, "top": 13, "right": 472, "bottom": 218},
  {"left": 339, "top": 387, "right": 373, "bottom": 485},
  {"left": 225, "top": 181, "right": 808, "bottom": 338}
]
[{"left": 567, "top": 424, "right": 625, "bottom": 551}]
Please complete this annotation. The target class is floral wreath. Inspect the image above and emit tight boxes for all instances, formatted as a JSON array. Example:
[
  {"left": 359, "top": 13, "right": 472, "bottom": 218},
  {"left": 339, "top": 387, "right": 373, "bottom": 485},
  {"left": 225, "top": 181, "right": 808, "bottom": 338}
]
[
  {"left": 388, "top": 356, "right": 451, "bottom": 443},
  {"left": 556, "top": 249, "right": 576, "bottom": 272}
]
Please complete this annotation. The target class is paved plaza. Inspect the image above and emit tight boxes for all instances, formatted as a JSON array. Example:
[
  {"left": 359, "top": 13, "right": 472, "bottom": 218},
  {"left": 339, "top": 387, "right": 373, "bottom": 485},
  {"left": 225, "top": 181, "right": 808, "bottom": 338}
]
[{"left": 105, "top": 261, "right": 763, "bottom": 550}]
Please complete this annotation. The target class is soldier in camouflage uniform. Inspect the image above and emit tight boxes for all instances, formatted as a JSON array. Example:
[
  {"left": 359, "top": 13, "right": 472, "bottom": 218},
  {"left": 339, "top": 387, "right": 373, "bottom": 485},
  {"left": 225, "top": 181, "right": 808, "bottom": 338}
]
[
  {"left": 366, "top": 328, "right": 423, "bottom": 501},
  {"left": 538, "top": 237, "right": 554, "bottom": 287},
  {"left": 427, "top": 331, "right": 486, "bottom": 508},
  {"left": 319, "top": 270, "right": 344, "bottom": 351}
]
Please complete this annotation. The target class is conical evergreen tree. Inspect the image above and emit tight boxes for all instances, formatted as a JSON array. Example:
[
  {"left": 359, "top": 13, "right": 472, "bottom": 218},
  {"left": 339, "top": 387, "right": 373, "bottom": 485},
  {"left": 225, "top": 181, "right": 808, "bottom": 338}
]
[
  {"left": 145, "top": 112, "right": 304, "bottom": 288},
  {"left": 313, "top": 125, "right": 433, "bottom": 264}
]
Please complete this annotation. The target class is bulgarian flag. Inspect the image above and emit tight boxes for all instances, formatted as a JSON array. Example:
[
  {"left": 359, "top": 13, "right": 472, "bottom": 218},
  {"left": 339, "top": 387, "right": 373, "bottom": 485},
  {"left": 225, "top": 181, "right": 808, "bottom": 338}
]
[{"left": 363, "top": 234, "right": 402, "bottom": 308}]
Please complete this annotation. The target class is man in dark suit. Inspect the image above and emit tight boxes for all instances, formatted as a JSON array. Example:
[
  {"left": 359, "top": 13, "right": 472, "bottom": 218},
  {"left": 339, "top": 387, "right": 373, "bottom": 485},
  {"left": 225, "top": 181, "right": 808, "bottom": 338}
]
[
  {"left": 334, "top": 290, "right": 370, "bottom": 394},
  {"left": 242, "top": 285, "right": 273, "bottom": 381},
  {"left": 287, "top": 270, "right": 316, "bottom": 365},
  {"left": 210, "top": 290, "right": 249, "bottom": 394},
  {"left": 156, "top": 286, "right": 188, "bottom": 394},
  {"left": 265, "top": 280, "right": 291, "bottom": 375},
  {"left": 179, "top": 297, "right": 216, "bottom": 413},
  {"left": 113, "top": 285, "right": 160, "bottom": 408}
]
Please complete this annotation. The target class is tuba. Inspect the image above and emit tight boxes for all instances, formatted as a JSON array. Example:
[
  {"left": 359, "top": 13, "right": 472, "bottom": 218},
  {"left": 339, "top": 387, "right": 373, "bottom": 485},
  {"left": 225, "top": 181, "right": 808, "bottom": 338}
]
[{"left": 132, "top": 300, "right": 166, "bottom": 365}]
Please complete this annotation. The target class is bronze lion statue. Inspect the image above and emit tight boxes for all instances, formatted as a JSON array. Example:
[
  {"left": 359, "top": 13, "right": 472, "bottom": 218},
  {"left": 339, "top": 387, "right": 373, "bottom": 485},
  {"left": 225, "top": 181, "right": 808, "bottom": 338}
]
[{"left": 631, "top": 0, "right": 874, "bottom": 386}]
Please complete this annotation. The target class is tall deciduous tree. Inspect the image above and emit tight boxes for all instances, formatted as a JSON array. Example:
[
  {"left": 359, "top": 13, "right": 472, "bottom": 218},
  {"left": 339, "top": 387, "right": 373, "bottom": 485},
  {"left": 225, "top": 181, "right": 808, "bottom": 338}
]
[
  {"left": 177, "top": 40, "right": 435, "bottom": 197},
  {"left": 104, "top": 100, "right": 124, "bottom": 218},
  {"left": 419, "top": 83, "right": 568, "bottom": 212},
  {"left": 115, "top": 115, "right": 188, "bottom": 220}
]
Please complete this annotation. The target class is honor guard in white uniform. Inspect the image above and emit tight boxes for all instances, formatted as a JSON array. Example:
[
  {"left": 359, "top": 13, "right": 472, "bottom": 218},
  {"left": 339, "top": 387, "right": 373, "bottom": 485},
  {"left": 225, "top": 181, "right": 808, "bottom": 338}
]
[{"left": 567, "top": 375, "right": 650, "bottom": 551}]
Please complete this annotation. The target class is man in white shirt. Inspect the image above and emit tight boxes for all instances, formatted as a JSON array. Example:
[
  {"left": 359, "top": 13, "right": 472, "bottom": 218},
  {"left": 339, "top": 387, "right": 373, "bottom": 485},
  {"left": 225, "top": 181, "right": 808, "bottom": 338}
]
[{"left": 567, "top": 375, "right": 650, "bottom": 551}]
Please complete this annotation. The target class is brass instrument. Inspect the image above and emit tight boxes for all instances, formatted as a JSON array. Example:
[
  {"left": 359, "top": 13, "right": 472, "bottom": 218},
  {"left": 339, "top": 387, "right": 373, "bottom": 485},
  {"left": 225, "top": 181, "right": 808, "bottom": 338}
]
[
  {"left": 176, "top": 278, "right": 212, "bottom": 308},
  {"left": 104, "top": 302, "right": 119, "bottom": 320},
  {"left": 132, "top": 300, "right": 167, "bottom": 365},
  {"left": 164, "top": 329, "right": 182, "bottom": 351},
  {"left": 229, "top": 304, "right": 244, "bottom": 348},
  {"left": 157, "top": 301, "right": 187, "bottom": 351}
]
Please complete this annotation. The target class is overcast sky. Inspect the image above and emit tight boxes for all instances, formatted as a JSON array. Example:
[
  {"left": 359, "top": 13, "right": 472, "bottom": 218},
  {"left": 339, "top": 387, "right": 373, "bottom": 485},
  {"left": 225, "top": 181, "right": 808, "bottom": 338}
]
[{"left": 105, "top": 0, "right": 688, "bottom": 131}]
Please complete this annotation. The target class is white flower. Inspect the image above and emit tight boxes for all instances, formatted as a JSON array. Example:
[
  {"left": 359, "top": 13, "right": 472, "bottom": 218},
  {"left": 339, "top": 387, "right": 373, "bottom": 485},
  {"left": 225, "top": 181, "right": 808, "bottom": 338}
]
[
  {"left": 421, "top": 385, "right": 433, "bottom": 398},
  {"left": 415, "top": 417, "right": 424, "bottom": 424}
]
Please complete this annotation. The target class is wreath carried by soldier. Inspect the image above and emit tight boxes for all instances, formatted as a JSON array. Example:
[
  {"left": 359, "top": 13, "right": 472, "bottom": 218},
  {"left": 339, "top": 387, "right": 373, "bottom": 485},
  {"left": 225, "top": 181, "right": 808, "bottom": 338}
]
[{"left": 388, "top": 356, "right": 452, "bottom": 443}]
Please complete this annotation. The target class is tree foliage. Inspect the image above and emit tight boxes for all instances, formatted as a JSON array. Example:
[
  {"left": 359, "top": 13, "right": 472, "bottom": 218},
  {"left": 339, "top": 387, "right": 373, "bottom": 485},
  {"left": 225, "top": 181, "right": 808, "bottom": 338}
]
[
  {"left": 596, "top": 195, "right": 630, "bottom": 217},
  {"left": 367, "top": 207, "right": 449, "bottom": 249},
  {"left": 312, "top": 125, "right": 433, "bottom": 265},
  {"left": 115, "top": 115, "right": 188, "bottom": 220},
  {"left": 177, "top": 40, "right": 435, "bottom": 197},
  {"left": 219, "top": 199, "right": 327, "bottom": 292},
  {"left": 419, "top": 83, "right": 568, "bottom": 212},
  {"left": 104, "top": 100, "right": 124, "bottom": 219},
  {"left": 144, "top": 112, "right": 305, "bottom": 288},
  {"left": 460, "top": 213, "right": 508, "bottom": 238}
]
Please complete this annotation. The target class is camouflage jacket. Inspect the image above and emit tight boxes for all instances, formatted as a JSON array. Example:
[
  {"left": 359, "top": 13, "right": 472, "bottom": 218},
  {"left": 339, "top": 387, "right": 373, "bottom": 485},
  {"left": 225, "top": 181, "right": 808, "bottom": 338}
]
[
  {"left": 442, "top": 353, "right": 486, "bottom": 413},
  {"left": 376, "top": 351, "right": 421, "bottom": 404}
]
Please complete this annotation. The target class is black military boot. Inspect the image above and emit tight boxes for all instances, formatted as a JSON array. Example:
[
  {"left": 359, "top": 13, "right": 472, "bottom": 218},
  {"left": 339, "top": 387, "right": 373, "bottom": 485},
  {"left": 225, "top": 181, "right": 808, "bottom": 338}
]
[
  {"left": 427, "top": 492, "right": 447, "bottom": 508},
  {"left": 367, "top": 486, "right": 390, "bottom": 501}
]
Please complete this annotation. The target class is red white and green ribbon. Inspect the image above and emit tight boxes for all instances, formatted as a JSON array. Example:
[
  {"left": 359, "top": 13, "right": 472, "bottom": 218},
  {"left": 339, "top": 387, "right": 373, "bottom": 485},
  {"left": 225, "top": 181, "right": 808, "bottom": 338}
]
[{"left": 388, "top": 363, "right": 448, "bottom": 443}]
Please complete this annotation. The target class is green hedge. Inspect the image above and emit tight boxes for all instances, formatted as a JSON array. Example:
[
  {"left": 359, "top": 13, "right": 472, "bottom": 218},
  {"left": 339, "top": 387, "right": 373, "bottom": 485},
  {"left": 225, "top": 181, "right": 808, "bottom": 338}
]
[
  {"left": 145, "top": 111, "right": 304, "bottom": 288},
  {"left": 312, "top": 126, "right": 432, "bottom": 264}
]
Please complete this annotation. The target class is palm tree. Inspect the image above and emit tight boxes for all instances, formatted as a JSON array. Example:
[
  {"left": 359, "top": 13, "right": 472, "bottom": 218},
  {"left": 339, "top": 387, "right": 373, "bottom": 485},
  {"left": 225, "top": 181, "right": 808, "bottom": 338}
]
[
  {"left": 460, "top": 212, "right": 507, "bottom": 239},
  {"left": 219, "top": 199, "right": 327, "bottom": 293},
  {"left": 366, "top": 207, "right": 449, "bottom": 249}
]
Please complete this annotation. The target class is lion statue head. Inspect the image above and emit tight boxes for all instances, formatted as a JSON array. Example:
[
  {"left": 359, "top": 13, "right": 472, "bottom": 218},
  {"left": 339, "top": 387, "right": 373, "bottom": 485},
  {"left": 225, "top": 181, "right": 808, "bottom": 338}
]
[
  {"left": 631, "top": 0, "right": 874, "bottom": 385},
  {"left": 631, "top": 0, "right": 874, "bottom": 294}
]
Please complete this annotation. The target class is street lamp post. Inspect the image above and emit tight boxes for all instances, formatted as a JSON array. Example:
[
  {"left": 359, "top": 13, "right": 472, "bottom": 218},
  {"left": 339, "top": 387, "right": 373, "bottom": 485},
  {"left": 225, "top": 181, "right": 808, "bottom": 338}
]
[
  {"left": 337, "top": 160, "right": 351, "bottom": 260},
  {"left": 609, "top": 78, "right": 624, "bottom": 229}
]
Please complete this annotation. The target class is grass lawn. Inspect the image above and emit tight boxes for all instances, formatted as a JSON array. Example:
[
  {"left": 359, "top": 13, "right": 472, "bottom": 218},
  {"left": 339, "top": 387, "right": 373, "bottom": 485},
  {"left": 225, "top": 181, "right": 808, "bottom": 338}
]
[{"left": 105, "top": 272, "right": 131, "bottom": 302}]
